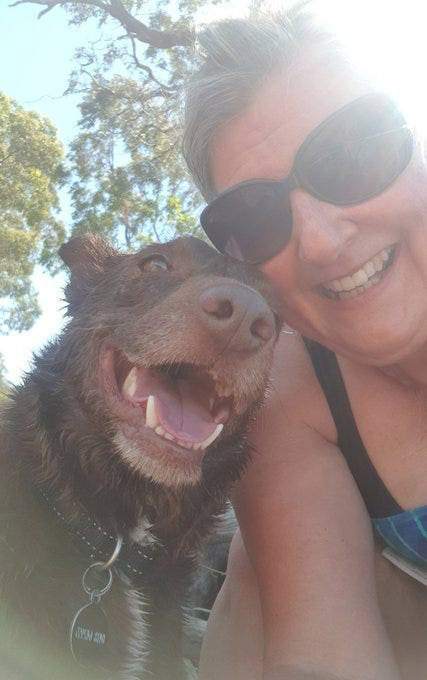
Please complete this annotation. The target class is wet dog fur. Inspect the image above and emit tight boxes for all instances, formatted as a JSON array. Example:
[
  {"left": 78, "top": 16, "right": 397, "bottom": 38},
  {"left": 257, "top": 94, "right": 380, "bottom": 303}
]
[{"left": 0, "top": 235, "right": 281, "bottom": 679}]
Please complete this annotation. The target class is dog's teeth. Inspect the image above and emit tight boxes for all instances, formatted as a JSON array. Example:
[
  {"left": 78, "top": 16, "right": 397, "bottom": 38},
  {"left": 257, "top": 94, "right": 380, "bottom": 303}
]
[
  {"left": 214, "top": 382, "right": 233, "bottom": 399},
  {"left": 145, "top": 395, "right": 159, "bottom": 429},
  {"left": 200, "top": 423, "right": 223, "bottom": 450},
  {"left": 149, "top": 415, "right": 223, "bottom": 451},
  {"left": 177, "top": 439, "right": 193, "bottom": 449},
  {"left": 122, "top": 367, "right": 138, "bottom": 398},
  {"left": 216, "top": 386, "right": 232, "bottom": 398}
]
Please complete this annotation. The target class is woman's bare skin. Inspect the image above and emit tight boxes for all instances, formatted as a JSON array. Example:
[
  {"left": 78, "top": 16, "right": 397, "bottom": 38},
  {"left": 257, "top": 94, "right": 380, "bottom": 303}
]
[{"left": 199, "top": 333, "right": 427, "bottom": 680}]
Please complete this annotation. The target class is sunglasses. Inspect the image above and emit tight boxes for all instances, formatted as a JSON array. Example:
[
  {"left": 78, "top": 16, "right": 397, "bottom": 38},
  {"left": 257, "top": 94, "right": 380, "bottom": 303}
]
[{"left": 200, "top": 93, "right": 414, "bottom": 264}]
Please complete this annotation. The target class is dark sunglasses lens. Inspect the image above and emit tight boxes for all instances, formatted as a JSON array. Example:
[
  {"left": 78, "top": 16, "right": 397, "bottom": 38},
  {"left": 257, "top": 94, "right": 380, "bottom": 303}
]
[
  {"left": 201, "top": 181, "right": 292, "bottom": 263},
  {"left": 299, "top": 96, "right": 413, "bottom": 204}
]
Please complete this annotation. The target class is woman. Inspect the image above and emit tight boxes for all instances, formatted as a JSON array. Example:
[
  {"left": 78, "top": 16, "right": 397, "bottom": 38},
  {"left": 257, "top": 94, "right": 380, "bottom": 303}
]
[{"left": 183, "top": 4, "right": 427, "bottom": 680}]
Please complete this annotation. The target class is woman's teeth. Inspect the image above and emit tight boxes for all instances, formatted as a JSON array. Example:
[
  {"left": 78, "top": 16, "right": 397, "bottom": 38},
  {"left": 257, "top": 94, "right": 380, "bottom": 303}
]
[{"left": 322, "top": 246, "right": 395, "bottom": 300}]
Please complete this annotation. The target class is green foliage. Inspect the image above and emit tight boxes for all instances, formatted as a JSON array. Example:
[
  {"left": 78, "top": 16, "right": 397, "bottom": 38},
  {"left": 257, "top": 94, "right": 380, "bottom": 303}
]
[
  {"left": 61, "top": 0, "right": 211, "bottom": 250},
  {"left": 68, "top": 74, "right": 200, "bottom": 250},
  {"left": 0, "top": 92, "right": 65, "bottom": 332},
  {"left": 7, "top": 0, "right": 226, "bottom": 332}
]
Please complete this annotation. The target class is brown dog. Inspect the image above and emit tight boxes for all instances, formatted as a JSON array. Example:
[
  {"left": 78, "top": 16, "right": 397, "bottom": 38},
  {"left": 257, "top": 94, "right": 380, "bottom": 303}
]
[{"left": 0, "top": 235, "right": 281, "bottom": 680}]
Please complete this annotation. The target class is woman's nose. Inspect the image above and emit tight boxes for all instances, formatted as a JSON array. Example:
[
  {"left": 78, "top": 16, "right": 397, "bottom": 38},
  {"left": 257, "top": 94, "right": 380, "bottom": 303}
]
[{"left": 290, "top": 189, "right": 358, "bottom": 265}]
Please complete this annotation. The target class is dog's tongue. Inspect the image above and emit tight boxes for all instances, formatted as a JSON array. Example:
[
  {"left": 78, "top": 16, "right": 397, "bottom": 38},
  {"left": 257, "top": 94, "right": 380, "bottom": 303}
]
[{"left": 124, "top": 367, "right": 218, "bottom": 442}]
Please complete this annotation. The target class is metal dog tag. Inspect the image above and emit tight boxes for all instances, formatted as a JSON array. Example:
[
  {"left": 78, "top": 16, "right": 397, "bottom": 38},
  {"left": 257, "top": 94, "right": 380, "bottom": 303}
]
[
  {"left": 70, "top": 601, "right": 110, "bottom": 668},
  {"left": 69, "top": 537, "right": 122, "bottom": 670}
]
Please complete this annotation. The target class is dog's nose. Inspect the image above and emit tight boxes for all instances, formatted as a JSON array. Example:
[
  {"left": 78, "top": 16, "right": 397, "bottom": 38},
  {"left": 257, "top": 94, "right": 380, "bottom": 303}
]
[{"left": 198, "top": 283, "right": 276, "bottom": 352}]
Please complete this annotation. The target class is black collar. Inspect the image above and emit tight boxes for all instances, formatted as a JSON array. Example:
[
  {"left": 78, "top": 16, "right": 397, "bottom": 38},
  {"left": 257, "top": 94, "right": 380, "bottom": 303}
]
[{"left": 38, "top": 487, "right": 161, "bottom": 580}]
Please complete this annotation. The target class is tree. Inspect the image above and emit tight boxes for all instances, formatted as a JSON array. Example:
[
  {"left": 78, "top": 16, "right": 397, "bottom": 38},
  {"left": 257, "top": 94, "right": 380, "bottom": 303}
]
[
  {"left": 0, "top": 92, "right": 66, "bottom": 333},
  {"left": 11, "top": 0, "right": 215, "bottom": 251}
]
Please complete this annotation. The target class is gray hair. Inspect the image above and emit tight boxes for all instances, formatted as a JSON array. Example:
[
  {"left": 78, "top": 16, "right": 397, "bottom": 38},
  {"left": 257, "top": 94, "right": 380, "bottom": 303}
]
[{"left": 183, "top": 2, "right": 345, "bottom": 200}]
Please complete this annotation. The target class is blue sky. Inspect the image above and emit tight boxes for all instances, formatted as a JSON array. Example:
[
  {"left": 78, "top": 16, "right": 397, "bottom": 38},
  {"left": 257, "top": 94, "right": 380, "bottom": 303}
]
[{"left": 1, "top": 2, "right": 94, "bottom": 143}]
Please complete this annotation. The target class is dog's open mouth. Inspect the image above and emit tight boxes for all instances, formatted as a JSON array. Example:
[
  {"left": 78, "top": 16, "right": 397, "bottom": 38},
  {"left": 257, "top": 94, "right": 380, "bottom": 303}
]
[{"left": 101, "top": 348, "right": 234, "bottom": 452}]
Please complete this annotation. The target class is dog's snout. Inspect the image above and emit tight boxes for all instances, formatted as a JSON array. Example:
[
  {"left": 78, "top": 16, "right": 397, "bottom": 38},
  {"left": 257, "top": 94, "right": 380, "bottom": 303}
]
[{"left": 198, "top": 283, "right": 275, "bottom": 351}]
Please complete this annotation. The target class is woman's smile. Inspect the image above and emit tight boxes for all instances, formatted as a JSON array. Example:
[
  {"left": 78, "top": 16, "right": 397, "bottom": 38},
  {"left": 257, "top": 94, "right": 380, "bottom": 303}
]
[{"left": 319, "top": 244, "right": 396, "bottom": 300}]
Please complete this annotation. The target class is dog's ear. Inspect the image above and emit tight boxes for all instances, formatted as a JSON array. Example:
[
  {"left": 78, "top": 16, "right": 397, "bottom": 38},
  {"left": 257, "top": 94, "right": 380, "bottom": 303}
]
[{"left": 59, "top": 234, "right": 119, "bottom": 313}]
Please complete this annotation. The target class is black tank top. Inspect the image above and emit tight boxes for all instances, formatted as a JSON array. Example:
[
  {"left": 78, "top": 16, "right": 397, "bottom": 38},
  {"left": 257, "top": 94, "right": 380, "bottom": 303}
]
[{"left": 303, "top": 337, "right": 402, "bottom": 519}]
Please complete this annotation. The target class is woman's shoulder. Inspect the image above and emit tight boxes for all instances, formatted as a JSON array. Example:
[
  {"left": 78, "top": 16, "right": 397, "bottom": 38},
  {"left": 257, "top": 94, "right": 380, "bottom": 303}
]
[
  {"left": 265, "top": 330, "right": 337, "bottom": 443},
  {"left": 238, "top": 329, "right": 352, "bottom": 505}
]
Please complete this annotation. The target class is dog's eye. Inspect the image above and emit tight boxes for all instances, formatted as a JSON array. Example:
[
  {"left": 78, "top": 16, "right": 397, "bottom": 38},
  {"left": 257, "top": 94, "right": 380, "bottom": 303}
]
[{"left": 139, "top": 255, "right": 169, "bottom": 273}]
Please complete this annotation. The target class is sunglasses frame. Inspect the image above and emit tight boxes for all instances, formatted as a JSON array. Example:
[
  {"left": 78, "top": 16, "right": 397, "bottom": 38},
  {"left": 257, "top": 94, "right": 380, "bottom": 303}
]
[{"left": 200, "top": 92, "right": 414, "bottom": 263}]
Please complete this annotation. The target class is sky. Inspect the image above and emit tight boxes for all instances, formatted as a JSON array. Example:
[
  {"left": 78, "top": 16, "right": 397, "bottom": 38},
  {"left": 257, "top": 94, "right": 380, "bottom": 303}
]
[{"left": 1, "top": 0, "right": 427, "bottom": 383}]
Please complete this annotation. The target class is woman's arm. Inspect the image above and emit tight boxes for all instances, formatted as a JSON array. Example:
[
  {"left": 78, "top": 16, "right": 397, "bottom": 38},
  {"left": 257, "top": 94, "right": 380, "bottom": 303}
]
[
  {"left": 263, "top": 668, "right": 345, "bottom": 680},
  {"left": 233, "top": 333, "right": 401, "bottom": 680}
]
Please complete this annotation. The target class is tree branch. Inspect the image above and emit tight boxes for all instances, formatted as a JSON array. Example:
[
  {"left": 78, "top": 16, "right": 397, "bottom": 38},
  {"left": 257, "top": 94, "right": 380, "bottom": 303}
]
[
  {"left": 127, "top": 36, "right": 174, "bottom": 94},
  {"left": 10, "top": 0, "right": 62, "bottom": 19},
  {"left": 11, "top": 0, "right": 195, "bottom": 48},
  {"left": 0, "top": 153, "right": 16, "bottom": 165}
]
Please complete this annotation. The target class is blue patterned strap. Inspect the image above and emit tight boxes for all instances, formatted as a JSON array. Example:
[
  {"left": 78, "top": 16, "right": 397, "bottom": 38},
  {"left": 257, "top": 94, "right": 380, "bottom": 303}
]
[{"left": 373, "top": 505, "right": 427, "bottom": 567}]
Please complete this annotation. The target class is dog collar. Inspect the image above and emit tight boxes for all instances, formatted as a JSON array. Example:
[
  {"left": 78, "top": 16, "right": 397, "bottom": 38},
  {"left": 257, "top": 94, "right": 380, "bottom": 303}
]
[{"left": 38, "top": 487, "right": 161, "bottom": 580}]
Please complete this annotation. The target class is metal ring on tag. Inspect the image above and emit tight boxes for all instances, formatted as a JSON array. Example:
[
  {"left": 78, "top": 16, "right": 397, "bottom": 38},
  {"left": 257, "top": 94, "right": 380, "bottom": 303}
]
[{"left": 82, "top": 563, "right": 113, "bottom": 598}]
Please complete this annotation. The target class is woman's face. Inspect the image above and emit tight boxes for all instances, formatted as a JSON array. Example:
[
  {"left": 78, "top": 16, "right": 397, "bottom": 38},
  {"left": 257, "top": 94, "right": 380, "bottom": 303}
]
[{"left": 210, "top": 53, "right": 427, "bottom": 366}]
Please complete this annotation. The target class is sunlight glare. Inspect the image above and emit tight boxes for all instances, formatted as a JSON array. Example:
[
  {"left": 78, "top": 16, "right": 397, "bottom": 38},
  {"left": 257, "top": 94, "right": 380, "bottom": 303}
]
[
  {"left": 317, "top": 0, "right": 427, "bottom": 132},
  {"left": 196, "top": 0, "right": 427, "bottom": 132}
]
